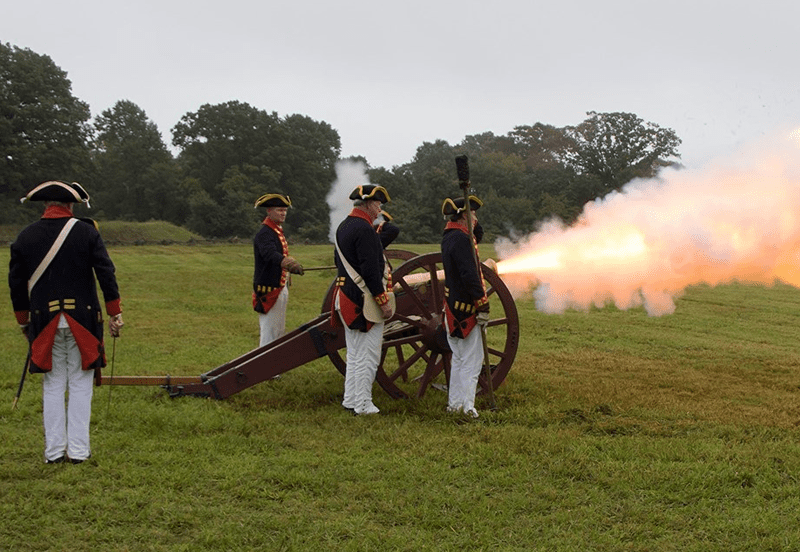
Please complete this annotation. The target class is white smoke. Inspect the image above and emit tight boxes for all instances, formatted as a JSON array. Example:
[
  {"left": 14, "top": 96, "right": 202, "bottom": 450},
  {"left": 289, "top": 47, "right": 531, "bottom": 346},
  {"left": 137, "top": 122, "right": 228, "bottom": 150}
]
[
  {"left": 326, "top": 159, "right": 370, "bottom": 243},
  {"left": 495, "top": 129, "right": 800, "bottom": 316}
]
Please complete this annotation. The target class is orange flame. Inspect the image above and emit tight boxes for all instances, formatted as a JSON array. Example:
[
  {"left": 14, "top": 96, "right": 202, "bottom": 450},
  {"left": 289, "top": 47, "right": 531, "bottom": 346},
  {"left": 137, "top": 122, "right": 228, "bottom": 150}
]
[{"left": 495, "top": 129, "right": 800, "bottom": 315}]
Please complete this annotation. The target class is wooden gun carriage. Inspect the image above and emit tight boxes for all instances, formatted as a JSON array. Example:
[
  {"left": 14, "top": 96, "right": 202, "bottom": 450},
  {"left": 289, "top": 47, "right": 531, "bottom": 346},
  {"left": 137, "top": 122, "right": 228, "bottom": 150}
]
[{"left": 102, "top": 250, "right": 520, "bottom": 402}]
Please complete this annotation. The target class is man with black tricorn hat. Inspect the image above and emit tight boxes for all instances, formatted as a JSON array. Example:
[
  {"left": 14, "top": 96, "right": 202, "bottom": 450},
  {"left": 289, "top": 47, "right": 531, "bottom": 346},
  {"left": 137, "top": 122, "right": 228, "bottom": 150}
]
[
  {"left": 441, "top": 195, "right": 489, "bottom": 418},
  {"left": 253, "top": 194, "right": 304, "bottom": 349},
  {"left": 332, "top": 184, "right": 394, "bottom": 415},
  {"left": 9, "top": 181, "right": 124, "bottom": 464}
]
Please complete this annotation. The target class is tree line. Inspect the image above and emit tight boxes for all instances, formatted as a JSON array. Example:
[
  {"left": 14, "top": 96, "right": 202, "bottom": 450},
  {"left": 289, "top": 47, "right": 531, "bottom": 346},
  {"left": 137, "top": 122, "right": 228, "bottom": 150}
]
[{"left": 1, "top": 42, "right": 683, "bottom": 243}]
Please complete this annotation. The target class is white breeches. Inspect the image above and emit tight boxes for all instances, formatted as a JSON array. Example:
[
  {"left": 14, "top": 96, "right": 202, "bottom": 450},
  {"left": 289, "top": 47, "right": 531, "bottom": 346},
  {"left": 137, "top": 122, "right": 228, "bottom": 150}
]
[
  {"left": 337, "top": 295, "right": 384, "bottom": 414},
  {"left": 43, "top": 327, "right": 94, "bottom": 462},
  {"left": 259, "top": 286, "right": 289, "bottom": 347},
  {"left": 445, "top": 324, "right": 483, "bottom": 413}
]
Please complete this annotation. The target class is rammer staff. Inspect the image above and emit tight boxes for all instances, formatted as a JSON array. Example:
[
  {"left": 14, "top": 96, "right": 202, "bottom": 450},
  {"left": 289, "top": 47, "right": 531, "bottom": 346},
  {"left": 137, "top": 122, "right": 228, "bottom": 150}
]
[{"left": 455, "top": 154, "right": 497, "bottom": 411}]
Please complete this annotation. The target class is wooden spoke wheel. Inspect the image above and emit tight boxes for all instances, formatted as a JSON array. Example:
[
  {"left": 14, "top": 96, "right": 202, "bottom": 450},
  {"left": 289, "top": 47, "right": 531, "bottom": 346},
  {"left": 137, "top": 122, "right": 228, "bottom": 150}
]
[{"left": 321, "top": 250, "right": 519, "bottom": 400}]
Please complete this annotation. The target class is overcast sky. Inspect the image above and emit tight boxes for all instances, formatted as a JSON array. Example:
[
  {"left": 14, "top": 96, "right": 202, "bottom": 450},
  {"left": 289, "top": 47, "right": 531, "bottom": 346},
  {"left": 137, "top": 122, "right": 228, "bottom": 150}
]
[{"left": 3, "top": 0, "right": 798, "bottom": 170}]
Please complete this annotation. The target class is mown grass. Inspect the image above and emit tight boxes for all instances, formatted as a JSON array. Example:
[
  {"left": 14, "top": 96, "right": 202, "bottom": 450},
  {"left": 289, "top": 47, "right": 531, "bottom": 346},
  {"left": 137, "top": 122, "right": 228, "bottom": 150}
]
[{"left": 2, "top": 243, "right": 800, "bottom": 551}]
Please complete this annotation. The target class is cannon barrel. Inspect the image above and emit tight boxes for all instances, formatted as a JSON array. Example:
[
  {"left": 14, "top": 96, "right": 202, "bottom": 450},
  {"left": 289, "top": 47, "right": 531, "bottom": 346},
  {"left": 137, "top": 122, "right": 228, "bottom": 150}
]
[{"left": 393, "top": 258, "right": 498, "bottom": 291}]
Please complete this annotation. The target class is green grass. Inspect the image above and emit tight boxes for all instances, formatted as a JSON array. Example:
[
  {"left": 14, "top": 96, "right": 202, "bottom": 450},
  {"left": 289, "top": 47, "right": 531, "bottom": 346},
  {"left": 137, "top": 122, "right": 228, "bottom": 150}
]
[{"left": 3, "top": 244, "right": 800, "bottom": 551}]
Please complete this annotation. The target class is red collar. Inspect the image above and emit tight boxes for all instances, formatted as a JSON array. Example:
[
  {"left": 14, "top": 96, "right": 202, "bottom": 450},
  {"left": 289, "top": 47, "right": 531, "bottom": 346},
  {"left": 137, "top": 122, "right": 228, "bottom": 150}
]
[
  {"left": 42, "top": 205, "right": 74, "bottom": 219},
  {"left": 349, "top": 208, "right": 374, "bottom": 224},
  {"left": 445, "top": 221, "right": 470, "bottom": 235},
  {"left": 264, "top": 217, "right": 283, "bottom": 233}
]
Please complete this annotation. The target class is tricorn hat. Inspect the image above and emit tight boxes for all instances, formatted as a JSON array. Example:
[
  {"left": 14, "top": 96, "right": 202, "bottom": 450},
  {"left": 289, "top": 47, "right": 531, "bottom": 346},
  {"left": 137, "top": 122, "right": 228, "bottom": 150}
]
[
  {"left": 442, "top": 195, "right": 482, "bottom": 218},
  {"left": 349, "top": 184, "right": 391, "bottom": 203},
  {"left": 21, "top": 181, "right": 91, "bottom": 206},
  {"left": 254, "top": 193, "right": 292, "bottom": 209}
]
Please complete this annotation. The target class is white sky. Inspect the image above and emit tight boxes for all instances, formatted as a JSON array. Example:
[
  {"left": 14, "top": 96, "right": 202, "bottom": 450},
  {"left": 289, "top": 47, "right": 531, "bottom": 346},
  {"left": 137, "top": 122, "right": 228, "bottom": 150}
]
[{"left": 3, "top": 0, "right": 798, "bottom": 170}]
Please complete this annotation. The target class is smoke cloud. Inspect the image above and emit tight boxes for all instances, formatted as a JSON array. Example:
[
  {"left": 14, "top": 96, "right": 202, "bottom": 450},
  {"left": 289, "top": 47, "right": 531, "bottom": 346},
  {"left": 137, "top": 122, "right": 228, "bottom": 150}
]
[
  {"left": 495, "top": 130, "right": 800, "bottom": 316},
  {"left": 326, "top": 159, "right": 369, "bottom": 243}
]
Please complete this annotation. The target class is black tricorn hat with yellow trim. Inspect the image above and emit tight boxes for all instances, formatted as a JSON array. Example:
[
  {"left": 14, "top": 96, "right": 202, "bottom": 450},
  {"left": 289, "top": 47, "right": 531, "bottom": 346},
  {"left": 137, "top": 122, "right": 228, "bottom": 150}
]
[
  {"left": 349, "top": 184, "right": 391, "bottom": 203},
  {"left": 254, "top": 193, "right": 292, "bottom": 209},
  {"left": 21, "top": 181, "right": 90, "bottom": 205},
  {"left": 442, "top": 195, "right": 482, "bottom": 217}
]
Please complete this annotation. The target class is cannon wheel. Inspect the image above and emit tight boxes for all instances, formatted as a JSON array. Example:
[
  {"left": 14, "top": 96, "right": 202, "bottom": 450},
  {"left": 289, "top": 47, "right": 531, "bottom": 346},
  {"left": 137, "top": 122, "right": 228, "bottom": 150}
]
[{"left": 320, "top": 251, "right": 519, "bottom": 401}]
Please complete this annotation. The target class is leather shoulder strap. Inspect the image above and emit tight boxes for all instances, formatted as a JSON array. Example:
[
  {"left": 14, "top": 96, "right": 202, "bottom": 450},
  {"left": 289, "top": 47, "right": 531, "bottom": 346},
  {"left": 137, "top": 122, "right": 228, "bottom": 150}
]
[{"left": 28, "top": 218, "right": 79, "bottom": 295}]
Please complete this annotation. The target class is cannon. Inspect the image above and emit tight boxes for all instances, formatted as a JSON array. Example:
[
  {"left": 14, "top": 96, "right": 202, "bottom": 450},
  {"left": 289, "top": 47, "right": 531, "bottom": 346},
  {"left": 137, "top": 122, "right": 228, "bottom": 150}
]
[{"left": 102, "top": 250, "right": 520, "bottom": 402}]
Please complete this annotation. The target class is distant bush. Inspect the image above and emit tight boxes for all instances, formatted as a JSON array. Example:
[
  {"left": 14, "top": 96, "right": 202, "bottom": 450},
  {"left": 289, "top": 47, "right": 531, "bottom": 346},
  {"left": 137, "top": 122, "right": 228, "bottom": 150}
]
[
  {"left": 1, "top": 220, "right": 204, "bottom": 246},
  {"left": 97, "top": 220, "right": 202, "bottom": 245}
]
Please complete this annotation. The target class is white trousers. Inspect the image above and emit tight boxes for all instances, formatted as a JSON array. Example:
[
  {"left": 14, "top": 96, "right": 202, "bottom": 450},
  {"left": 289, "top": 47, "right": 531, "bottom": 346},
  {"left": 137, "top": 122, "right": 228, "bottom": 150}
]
[
  {"left": 43, "top": 327, "right": 94, "bottom": 462},
  {"left": 445, "top": 324, "right": 483, "bottom": 413},
  {"left": 337, "top": 295, "right": 383, "bottom": 413},
  {"left": 259, "top": 286, "right": 289, "bottom": 347}
]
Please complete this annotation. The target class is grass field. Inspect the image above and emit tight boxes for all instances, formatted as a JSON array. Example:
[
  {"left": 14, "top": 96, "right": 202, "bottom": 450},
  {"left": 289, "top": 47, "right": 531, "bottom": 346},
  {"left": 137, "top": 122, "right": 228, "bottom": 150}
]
[{"left": 3, "top": 242, "right": 800, "bottom": 551}]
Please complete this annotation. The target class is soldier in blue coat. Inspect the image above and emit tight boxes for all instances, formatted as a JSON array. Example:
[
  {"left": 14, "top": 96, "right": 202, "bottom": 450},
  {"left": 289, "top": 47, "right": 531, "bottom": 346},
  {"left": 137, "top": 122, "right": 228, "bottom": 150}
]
[
  {"left": 333, "top": 184, "right": 393, "bottom": 415},
  {"left": 252, "top": 193, "right": 304, "bottom": 348},
  {"left": 9, "top": 181, "right": 124, "bottom": 463},
  {"left": 440, "top": 195, "right": 489, "bottom": 418}
]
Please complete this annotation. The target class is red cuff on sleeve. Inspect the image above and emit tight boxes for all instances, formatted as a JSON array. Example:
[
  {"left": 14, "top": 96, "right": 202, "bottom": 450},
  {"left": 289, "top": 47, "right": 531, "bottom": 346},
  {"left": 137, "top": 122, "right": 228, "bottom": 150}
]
[
  {"left": 474, "top": 296, "right": 489, "bottom": 308},
  {"left": 105, "top": 299, "right": 122, "bottom": 317},
  {"left": 14, "top": 311, "right": 30, "bottom": 325},
  {"left": 374, "top": 292, "right": 390, "bottom": 306}
]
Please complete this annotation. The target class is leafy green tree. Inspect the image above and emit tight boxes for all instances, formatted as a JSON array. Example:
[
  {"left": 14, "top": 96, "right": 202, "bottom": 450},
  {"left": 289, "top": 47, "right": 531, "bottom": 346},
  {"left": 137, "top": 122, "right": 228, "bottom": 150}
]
[
  {"left": 402, "top": 140, "right": 458, "bottom": 243},
  {"left": 0, "top": 42, "right": 92, "bottom": 222},
  {"left": 457, "top": 131, "right": 517, "bottom": 158},
  {"left": 183, "top": 164, "right": 279, "bottom": 239},
  {"left": 563, "top": 111, "right": 682, "bottom": 194},
  {"left": 274, "top": 114, "right": 340, "bottom": 242},
  {"left": 389, "top": 114, "right": 682, "bottom": 242},
  {"left": 463, "top": 151, "right": 530, "bottom": 241},
  {"left": 469, "top": 151, "right": 526, "bottom": 198},
  {"left": 91, "top": 99, "right": 182, "bottom": 222},
  {"left": 172, "top": 102, "right": 283, "bottom": 237},
  {"left": 508, "top": 123, "right": 574, "bottom": 170},
  {"left": 140, "top": 160, "right": 188, "bottom": 224},
  {"left": 185, "top": 189, "right": 220, "bottom": 237},
  {"left": 172, "top": 101, "right": 280, "bottom": 196},
  {"left": 173, "top": 102, "right": 340, "bottom": 240},
  {"left": 366, "top": 165, "right": 423, "bottom": 244}
]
